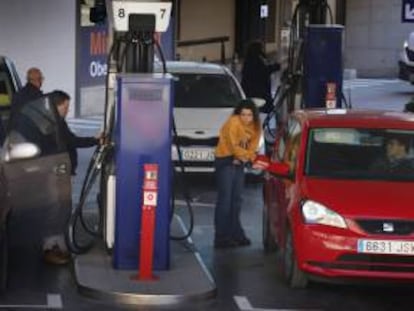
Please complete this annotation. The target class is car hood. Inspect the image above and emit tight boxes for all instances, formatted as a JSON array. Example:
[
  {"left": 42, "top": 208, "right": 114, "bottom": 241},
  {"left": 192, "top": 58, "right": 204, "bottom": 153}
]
[
  {"left": 173, "top": 107, "right": 232, "bottom": 138},
  {"left": 302, "top": 178, "right": 414, "bottom": 219}
]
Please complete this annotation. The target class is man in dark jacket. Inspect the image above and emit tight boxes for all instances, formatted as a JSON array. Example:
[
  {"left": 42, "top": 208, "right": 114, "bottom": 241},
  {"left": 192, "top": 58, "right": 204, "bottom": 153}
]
[
  {"left": 41, "top": 90, "right": 102, "bottom": 265},
  {"left": 8, "top": 67, "right": 44, "bottom": 130},
  {"left": 50, "top": 90, "right": 101, "bottom": 175}
]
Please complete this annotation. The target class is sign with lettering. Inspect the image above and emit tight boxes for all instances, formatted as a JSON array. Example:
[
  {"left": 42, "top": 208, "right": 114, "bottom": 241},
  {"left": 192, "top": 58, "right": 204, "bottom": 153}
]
[
  {"left": 260, "top": 4, "right": 269, "bottom": 19},
  {"left": 402, "top": 0, "right": 414, "bottom": 22},
  {"left": 77, "top": 16, "right": 175, "bottom": 87},
  {"left": 79, "top": 25, "right": 108, "bottom": 86}
]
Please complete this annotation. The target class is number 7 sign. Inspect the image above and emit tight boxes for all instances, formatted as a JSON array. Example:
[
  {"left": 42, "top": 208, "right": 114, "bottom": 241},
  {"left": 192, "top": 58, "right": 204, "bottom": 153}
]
[{"left": 112, "top": 1, "right": 172, "bottom": 32}]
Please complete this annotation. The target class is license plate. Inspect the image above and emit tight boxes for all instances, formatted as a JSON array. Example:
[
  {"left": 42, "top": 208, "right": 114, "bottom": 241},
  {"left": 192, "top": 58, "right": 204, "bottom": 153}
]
[
  {"left": 357, "top": 239, "right": 414, "bottom": 256},
  {"left": 173, "top": 148, "right": 215, "bottom": 162}
]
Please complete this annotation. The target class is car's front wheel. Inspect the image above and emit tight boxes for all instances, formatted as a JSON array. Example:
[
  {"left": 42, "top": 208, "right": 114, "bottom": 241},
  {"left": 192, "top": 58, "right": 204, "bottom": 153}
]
[{"left": 283, "top": 228, "right": 308, "bottom": 289}]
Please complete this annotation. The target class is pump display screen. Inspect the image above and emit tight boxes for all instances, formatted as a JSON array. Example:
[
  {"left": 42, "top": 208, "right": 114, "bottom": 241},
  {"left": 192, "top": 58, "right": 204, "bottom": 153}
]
[
  {"left": 129, "top": 87, "right": 164, "bottom": 102},
  {"left": 121, "top": 82, "right": 171, "bottom": 151}
]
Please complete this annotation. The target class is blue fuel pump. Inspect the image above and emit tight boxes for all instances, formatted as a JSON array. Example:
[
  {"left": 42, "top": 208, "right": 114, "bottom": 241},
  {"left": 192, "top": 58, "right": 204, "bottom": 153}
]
[
  {"left": 66, "top": 2, "right": 216, "bottom": 303},
  {"left": 113, "top": 74, "right": 173, "bottom": 270},
  {"left": 303, "top": 25, "right": 344, "bottom": 108},
  {"left": 65, "top": 2, "right": 175, "bottom": 271},
  {"left": 262, "top": 0, "right": 349, "bottom": 142},
  {"left": 108, "top": 4, "right": 174, "bottom": 270}
]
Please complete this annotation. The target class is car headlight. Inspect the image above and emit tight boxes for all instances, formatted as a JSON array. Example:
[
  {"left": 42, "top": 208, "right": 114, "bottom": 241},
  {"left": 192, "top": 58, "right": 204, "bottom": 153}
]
[
  {"left": 302, "top": 200, "right": 347, "bottom": 229},
  {"left": 404, "top": 40, "right": 408, "bottom": 49}
]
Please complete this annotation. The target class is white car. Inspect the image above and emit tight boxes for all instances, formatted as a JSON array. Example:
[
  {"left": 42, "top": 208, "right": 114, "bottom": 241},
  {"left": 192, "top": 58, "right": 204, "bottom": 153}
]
[
  {"left": 398, "top": 32, "right": 414, "bottom": 84},
  {"left": 156, "top": 61, "right": 248, "bottom": 172}
]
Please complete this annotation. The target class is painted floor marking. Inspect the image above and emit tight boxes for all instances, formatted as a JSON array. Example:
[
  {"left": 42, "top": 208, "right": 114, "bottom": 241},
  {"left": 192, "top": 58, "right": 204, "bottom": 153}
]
[
  {"left": 0, "top": 293, "right": 63, "bottom": 309},
  {"left": 343, "top": 78, "right": 398, "bottom": 90},
  {"left": 234, "top": 296, "right": 322, "bottom": 311}
]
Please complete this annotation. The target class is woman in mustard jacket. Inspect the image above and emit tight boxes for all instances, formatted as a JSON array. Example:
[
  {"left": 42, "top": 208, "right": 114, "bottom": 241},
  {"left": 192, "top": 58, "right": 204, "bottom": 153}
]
[{"left": 214, "top": 99, "right": 262, "bottom": 248}]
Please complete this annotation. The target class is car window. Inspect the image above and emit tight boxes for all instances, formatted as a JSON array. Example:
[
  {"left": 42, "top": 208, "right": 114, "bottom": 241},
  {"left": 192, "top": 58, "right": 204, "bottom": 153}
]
[
  {"left": 7, "top": 95, "right": 65, "bottom": 156},
  {"left": 305, "top": 128, "right": 414, "bottom": 181},
  {"left": 173, "top": 73, "right": 242, "bottom": 108},
  {"left": 0, "top": 69, "right": 14, "bottom": 110},
  {"left": 0, "top": 74, "right": 11, "bottom": 108}
]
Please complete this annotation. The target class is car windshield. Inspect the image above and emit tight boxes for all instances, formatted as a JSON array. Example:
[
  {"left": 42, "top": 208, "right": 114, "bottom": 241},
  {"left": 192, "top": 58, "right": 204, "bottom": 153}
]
[
  {"left": 305, "top": 128, "right": 414, "bottom": 181},
  {"left": 173, "top": 73, "right": 242, "bottom": 108}
]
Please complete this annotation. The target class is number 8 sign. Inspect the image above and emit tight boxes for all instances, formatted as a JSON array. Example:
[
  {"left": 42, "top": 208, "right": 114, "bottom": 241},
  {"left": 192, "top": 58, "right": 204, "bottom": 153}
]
[{"left": 112, "top": 1, "right": 172, "bottom": 32}]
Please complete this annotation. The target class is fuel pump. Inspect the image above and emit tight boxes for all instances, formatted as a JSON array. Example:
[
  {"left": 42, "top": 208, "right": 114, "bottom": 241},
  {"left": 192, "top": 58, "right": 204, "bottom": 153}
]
[
  {"left": 66, "top": 1, "right": 175, "bottom": 270},
  {"left": 65, "top": 3, "right": 216, "bottom": 303},
  {"left": 262, "top": 0, "right": 349, "bottom": 142}
]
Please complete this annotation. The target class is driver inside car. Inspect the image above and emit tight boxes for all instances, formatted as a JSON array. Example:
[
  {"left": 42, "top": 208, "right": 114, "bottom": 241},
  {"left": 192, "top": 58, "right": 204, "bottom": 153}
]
[{"left": 370, "top": 135, "right": 414, "bottom": 174}]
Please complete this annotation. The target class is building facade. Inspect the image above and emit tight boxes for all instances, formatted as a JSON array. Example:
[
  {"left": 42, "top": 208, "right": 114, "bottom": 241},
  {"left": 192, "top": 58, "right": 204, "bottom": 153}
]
[
  {"left": 344, "top": 0, "right": 413, "bottom": 78},
  {"left": 0, "top": 1, "right": 77, "bottom": 116},
  {"left": 1, "top": 0, "right": 405, "bottom": 117}
]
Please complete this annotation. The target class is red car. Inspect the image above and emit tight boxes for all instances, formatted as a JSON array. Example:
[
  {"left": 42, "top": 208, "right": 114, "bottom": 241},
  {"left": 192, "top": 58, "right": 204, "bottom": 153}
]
[{"left": 263, "top": 109, "right": 414, "bottom": 288}]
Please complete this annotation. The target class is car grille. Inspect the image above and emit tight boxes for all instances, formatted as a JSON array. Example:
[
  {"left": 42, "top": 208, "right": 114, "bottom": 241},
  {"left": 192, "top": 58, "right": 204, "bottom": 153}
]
[
  {"left": 355, "top": 219, "right": 414, "bottom": 235},
  {"left": 406, "top": 47, "right": 414, "bottom": 62},
  {"left": 308, "top": 254, "right": 414, "bottom": 272}
]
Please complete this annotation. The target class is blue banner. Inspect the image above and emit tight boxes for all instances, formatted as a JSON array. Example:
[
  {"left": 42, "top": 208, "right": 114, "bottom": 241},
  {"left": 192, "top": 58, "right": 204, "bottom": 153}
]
[
  {"left": 78, "top": 20, "right": 175, "bottom": 87},
  {"left": 79, "top": 25, "right": 108, "bottom": 87}
]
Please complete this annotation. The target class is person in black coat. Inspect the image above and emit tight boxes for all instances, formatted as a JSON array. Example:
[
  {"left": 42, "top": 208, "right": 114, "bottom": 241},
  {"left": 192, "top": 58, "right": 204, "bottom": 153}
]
[
  {"left": 241, "top": 41, "right": 280, "bottom": 113},
  {"left": 8, "top": 67, "right": 44, "bottom": 131},
  {"left": 50, "top": 90, "right": 102, "bottom": 175}
]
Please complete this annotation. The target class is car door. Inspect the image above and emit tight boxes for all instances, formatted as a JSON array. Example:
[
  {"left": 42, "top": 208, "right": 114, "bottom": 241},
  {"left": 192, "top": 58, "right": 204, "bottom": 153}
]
[
  {"left": 2, "top": 95, "right": 71, "bottom": 222},
  {"left": 267, "top": 118, "right": 302, "bottom": 245}
]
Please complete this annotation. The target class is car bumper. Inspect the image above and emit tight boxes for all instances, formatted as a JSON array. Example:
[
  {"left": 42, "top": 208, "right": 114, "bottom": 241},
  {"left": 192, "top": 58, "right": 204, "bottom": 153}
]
[
  {"left": 296, "top": 224, "right": 414, "bottom": 281},
  {"left": 172, "top": 145, "right": 215, "bottom": 172}
]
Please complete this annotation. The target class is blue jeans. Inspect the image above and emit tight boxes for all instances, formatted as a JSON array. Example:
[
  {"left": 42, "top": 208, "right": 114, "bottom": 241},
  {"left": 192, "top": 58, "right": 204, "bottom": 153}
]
[{"left": 214, "top": 157, "right": 246, "bottom": 242}]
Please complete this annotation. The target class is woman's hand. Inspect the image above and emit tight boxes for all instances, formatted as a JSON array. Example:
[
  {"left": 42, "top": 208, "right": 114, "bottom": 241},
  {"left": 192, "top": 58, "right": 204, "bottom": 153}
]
[{"left": 252, "top": 155, "right": 270, "bottom": 170}]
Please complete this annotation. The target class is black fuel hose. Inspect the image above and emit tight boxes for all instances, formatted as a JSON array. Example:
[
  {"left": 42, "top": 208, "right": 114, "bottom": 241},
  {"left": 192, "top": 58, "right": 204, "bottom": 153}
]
[{"left": 65, "top": 37, "right": 122, "bottom": 254}]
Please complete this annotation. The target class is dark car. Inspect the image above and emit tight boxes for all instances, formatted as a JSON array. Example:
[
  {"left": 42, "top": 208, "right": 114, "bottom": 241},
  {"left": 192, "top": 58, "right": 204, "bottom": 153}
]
[
  {"left": 263, "top": 109, "right": 414, "bottom": 288},
  {"left": 0, "top": 94, "right": 71, "bottom": 291}
]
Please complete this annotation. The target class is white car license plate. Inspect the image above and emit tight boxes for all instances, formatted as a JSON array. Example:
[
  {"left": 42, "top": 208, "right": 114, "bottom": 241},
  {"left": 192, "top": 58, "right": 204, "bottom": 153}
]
[
  {"left": 179, "top": 148, "right": 215, "bottom": 162},
  {"left": 357, "top": 239, "right": 414, "bottom": 256}
]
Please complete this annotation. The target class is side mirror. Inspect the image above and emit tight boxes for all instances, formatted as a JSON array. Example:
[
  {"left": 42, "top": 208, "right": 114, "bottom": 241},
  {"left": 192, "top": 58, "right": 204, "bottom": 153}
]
[
  {"left": 251, "top": 97, "right": 266, "bottom": 109},
  {"left": 5, "top": 143, "right": 40, "bottom": 162}
]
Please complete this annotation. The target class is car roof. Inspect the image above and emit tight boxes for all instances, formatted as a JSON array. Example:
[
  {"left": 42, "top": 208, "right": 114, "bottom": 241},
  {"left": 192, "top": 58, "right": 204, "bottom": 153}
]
[
  {"left": 154, "top": 61, "right": 227, "bottom": 74},
  {"left": 293, "top": 109, "right": 414, "bottom": 130}
]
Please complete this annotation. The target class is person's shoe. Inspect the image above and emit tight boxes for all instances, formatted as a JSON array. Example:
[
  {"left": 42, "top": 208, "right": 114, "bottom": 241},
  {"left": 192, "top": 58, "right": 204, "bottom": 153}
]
[
  {"left": 234, "top": 236, "right": 251, "bottom": 247},
  {"left": 43, "top": 246, "right": 71, "bottom": 265},
  {"left": 214, "top": 239, "right": 238, "bottom": 249}
]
